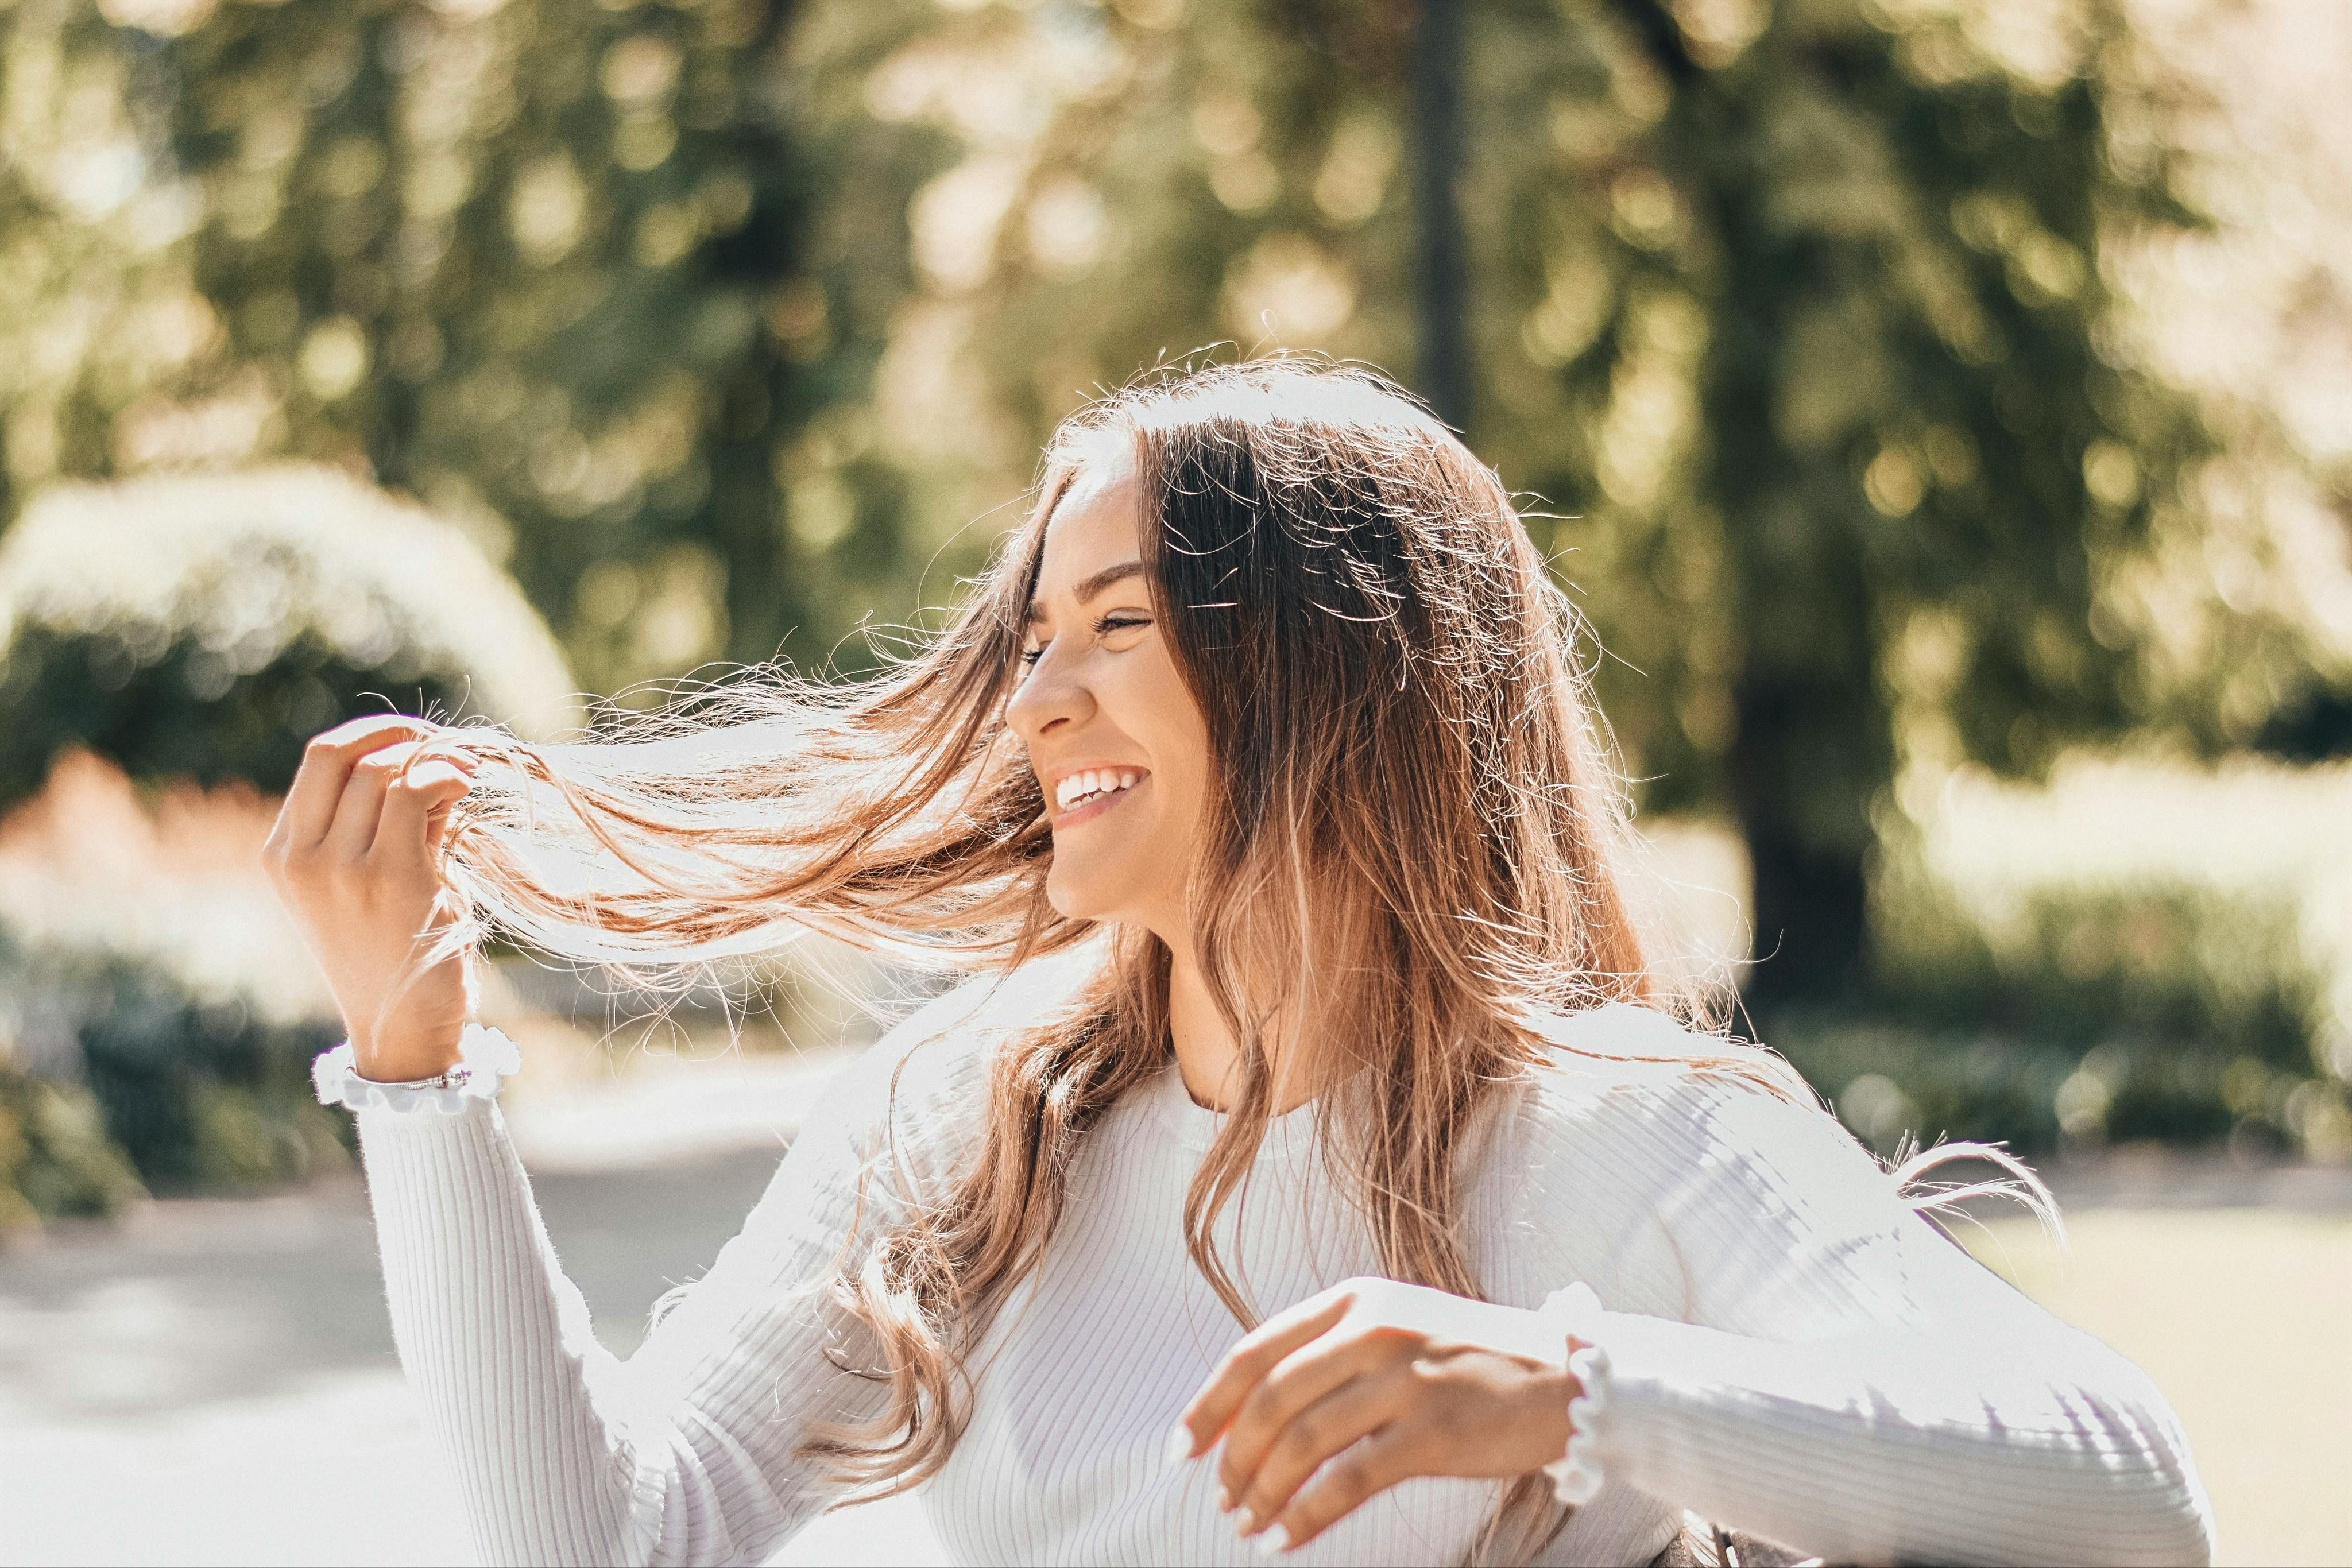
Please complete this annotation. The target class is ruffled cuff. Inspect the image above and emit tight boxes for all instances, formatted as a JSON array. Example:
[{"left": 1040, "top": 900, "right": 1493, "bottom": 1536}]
[
  {"left": 1533, "top": 1281, "right": 1614, "bottom": 1507},
  {"left": 311, "top": 1023, "right": 523, "bottom": 1116}
]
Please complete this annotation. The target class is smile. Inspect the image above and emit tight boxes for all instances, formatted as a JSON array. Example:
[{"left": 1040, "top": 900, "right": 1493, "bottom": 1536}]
[{"left": 1051, "top": 767, "right": 1147, "bottom": 827}]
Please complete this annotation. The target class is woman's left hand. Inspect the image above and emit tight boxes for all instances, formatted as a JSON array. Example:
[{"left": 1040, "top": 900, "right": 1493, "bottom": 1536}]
[{"left": 1170, "top": 1275, "right": 1581, "bottom": 1553}]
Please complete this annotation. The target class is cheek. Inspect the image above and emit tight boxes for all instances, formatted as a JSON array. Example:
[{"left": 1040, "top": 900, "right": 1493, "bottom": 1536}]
[
  {"left": 1159, "top": 718, "right": 1209, "bottom": 814},
  {"left": 1137, "top": 669, "right": 1210, "bottom": 836}
]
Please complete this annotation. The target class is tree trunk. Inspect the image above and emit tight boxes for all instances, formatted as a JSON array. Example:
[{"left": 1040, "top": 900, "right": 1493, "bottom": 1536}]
[
  {"left": 710, "top": 0, "right": 804, "bottom": 674},
  {"left": 1410, "top": 0, "right": 1471, "bottom": 432},
  {"left": 1727, "top": 672, "right": 1881, "bottom": 1008},
  {"left": 711, "top": 368, "right": 792, "bottom": 671}
]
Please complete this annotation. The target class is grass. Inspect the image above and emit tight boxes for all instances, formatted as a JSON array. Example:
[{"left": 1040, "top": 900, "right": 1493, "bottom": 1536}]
[{"left": 1966, "top": 1209, "right": 2352, "bottom": 1567}]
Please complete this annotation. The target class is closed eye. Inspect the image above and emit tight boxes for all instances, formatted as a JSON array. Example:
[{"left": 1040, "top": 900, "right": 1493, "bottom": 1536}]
[{"left": 1018, "top": 613, "right": 1151, "bottom": 670}]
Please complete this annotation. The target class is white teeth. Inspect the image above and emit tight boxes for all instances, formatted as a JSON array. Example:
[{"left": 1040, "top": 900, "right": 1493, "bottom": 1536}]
[{"left": 1054, "top": 769, "right": 1144, "bottom": 812}]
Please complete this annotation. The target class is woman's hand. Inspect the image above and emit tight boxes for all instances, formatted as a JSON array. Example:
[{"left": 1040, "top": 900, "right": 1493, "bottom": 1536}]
[
  {"left": 262, "top": 714, "right": 480, "bottom": 1082},
  {"left": 1170, "top": 1275, "right": 1581, "bottom": 1553}
]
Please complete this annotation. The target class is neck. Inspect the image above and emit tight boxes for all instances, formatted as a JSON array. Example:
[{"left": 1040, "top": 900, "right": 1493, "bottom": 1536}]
[{"left": 1162, "top": 933, "right": 1328, "bottom": 1116}]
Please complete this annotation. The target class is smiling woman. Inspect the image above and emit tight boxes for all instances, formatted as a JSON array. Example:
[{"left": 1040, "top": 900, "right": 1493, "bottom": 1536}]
[{"left": 268, "top": 360, "right": 2214, "bottom": 1568}]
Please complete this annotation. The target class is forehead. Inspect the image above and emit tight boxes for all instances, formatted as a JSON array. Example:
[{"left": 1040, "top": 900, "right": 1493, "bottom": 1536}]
[{"left": 1035, "top": 446, "right": 1144, "bottom": 591}]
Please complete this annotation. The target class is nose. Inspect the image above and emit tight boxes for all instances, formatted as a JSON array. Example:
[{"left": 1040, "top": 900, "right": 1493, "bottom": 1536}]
[{"left": 1005, "top": 638, "right": 1095, "bottom": 745}]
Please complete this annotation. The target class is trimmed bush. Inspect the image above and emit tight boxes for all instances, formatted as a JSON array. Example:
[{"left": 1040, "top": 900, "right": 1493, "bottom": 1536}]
[
  {"left": 0, "top": 749, "right": 358, "bottom": 1224},
  {"left": 0, "top": 1071, "right": 148, "bottom": 1234},
  {"left": 60, "top": 952, "right": 353, "bottom": 1195},
  {"left": 0, "top": 938, "right": 352, "bottom": 1213},
  {"left": 0, "top": 465, "right": 580, "bottom": 812}
]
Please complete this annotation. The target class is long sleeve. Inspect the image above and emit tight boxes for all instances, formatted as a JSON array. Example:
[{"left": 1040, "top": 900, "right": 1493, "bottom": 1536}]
[
  {"left": 334, "top": 978, "right": 1014, "bottom": 1568},
  {"left": 1511, "top": 1005, "right": 2215, "bottom": 1568}
]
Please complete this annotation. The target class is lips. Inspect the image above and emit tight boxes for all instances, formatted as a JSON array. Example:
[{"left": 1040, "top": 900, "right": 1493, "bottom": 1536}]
[{"left": 1047, "top": 765, "right": 1148, "bottom": 827}]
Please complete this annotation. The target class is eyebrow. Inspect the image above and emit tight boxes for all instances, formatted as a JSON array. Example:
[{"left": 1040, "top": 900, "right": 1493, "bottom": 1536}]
[{"left": 1026, "top": 560, "right": 1147, "bottom": 624}]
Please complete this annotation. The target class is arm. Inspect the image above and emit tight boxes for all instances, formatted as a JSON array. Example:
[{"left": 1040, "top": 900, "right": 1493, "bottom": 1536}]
[
  {"left": 1165, "top": 1012, "right": 2212, "bottom": 1565},
  {"left": 327, "top": 984, "right": 1000, "bottom": 1568},
  {"left": 1518, "top": 1025, "right": 2215, "bottom": 1567},
  {"left": 264, "top": 715, "right": 1081, "bottom": 1566}
]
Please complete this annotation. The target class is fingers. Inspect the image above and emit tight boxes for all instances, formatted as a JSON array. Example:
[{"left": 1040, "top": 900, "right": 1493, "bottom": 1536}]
[
  {"left": 269, "top": 715, "right": 442, "bottom": 859},
  {"left": 322, "top": 740, "right": 432, "bottom": 862},
  {"left": 1174, "top": 1287, "right": 1353, "bottom": 1459},
  {"left": 1260, "top": 1427, "right": 1421, "bottom": 1553},
  {"left": 371, "top": 756, "right": 477, "bottom": 868},
  {"left": 1216, "top": 1329, "right": 1398, "bottom": 1511},
  {"left": 1227, "top": 1370, "right": 1400, "bottom": 1538}
]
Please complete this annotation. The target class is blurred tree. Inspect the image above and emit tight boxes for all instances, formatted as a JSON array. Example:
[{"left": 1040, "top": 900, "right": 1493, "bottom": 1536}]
[
  {"left": 857, "top": 0, "right": 2247, "bottom": 1004},
  {"left": 1410, "top": 0, "right": 1469, "bottom": 429},
  {"left": 1566, "top": 0, "right": 2220, "bottom": 1004},
  {"left": 0, "top": 0, "right": 213, "bottom": 522},
  {"left": 0, "top": 0, "right": 956, "bottom": 702},
  {"left": 157, "top": 0, "right": 849, "bottom": 693}
]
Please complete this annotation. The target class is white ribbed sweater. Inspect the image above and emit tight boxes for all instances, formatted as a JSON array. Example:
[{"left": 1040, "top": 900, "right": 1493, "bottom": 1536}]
[{"left": 327, "top": 957, "right": 2214, "bottom": 1568}]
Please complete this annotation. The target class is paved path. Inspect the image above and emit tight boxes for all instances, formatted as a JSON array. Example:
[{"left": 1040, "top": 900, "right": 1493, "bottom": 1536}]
[
  {"left": 0, "top": 1147, "right": 945, "bottom": 1566},
  {"left": 2, "top": 1077, "right": 2343, "bottom": 1566}
]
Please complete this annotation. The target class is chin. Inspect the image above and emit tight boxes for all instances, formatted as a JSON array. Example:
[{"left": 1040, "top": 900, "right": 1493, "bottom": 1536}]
[
  {"left": 1043, "top": 854, "right": 1154, "bottom": 926},
  {"left": 1043, "top": 862, "right": 1113, "bottom": 923}
]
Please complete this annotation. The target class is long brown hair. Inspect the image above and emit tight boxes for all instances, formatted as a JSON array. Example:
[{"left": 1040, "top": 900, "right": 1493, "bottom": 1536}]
[{"left": 427, "top": 359, "right": 1791, "bottom": 1563}]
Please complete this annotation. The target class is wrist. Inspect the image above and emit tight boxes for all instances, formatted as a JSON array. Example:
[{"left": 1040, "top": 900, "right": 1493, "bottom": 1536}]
[
  {"left": 314, "top": 1024, "right": 523, "bottom": 1114},
  {"left": 355, "top": 1054, "right": 463, "bottom": 1084},
  {"left": 359, "top": 1060, "right": 471, "bottom": 1089},
  {"left": 1458, "top": 1301, "right": 1586, "bottom": 1476},
  {"left": 351, "top": 1032, "right": 465, "bottom": 1083}
]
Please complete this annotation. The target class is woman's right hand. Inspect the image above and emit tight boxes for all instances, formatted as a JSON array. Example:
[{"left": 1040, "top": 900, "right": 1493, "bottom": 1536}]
[{"left": 263, "top": 715, "right": 481, "bottom": 1082}]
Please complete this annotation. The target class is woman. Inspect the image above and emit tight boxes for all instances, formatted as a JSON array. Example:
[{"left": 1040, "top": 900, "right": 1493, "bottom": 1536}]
[{"left": 269, "top": 361, "right": 2212, "bottom": 1568}]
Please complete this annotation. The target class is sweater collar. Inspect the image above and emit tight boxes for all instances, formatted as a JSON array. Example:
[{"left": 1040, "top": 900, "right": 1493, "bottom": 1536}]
[{"left": 1143, "top": 1057, "right": 1352, "bottom": 1161}]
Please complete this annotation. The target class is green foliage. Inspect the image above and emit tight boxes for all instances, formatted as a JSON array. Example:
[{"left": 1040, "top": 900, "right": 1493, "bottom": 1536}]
[
  {"left": 0, "top": 466, "right": 577, "bottom": 810},
  {"left": 1877, "top": 877, "right": 2323, "bottom": 1068},
  {"left": 0, "top": 750, "right": 354, "bottom": 1216},
  {"left": 0, "top": 920, "right": 148, "bottom": 1231},
  {"left": 0, "top": 0, "right": 954, "bottom": 700},
  {"left": 151, "top": 0, "right": 948, "bottom": 691},
  {"left": 1771, "top": 870, "right": 2346, "bottom": 1157},
  {"left": 0, "top": 1070, "right": 148, "bottom": 1232},
  {"left": 0, "top": 0, "right": 2331, "bottom": 1020},
  {"left": 0, "top": 0, "right": 201, "bottom": 518},
  {"left": 31, "top": 946, "right": 351, "bottom": 1196}
]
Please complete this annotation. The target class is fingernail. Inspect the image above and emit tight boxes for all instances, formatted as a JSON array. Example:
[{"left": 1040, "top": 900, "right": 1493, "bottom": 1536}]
[
  {"left": 1216, "top": 1486, "right": 1234, "bottom": 1514},
  {"left": 1162, "top": 1425, "right": 1193, "bottom": 1468},
  {"left": 1256, "top": 1524, "right": 1291, "bottom": 1555}
]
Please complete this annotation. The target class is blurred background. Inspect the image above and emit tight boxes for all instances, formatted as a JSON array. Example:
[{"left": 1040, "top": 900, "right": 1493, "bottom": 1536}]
[{"left": 0, "top": 0, "right": 2346, "bottom": 1561}]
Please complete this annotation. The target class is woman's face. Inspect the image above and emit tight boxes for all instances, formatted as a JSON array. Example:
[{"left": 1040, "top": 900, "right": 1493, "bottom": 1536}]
[{"left": 1006, "top": 445, "right": 1210, "bottom": 940}]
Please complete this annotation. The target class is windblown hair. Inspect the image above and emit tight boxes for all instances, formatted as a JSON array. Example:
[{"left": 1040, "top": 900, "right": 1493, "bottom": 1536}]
[{"left": 419, "top": 361, "right": 2002, "bottom": 1565}]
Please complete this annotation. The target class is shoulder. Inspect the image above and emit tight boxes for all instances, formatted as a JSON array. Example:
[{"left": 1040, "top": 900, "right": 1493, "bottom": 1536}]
[
  {"left": 1514, "top": 1000, "right": 1819, "bottom": 1131},
  {"left": 1504, "top": 1001, "right": 1901, "bottom": 1250},
  {"left": 1488, "top": 1004, "right": 1927, "bottom": 1326}
]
